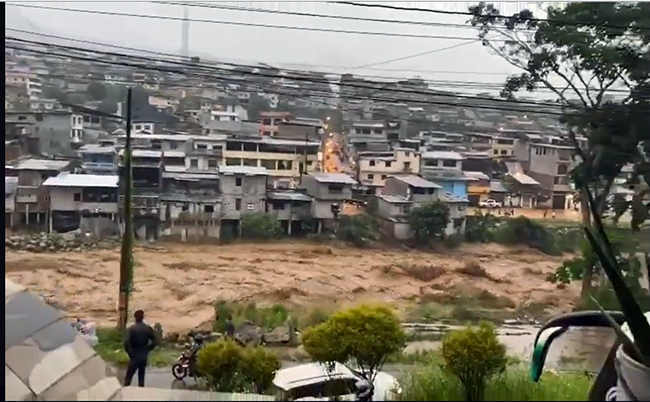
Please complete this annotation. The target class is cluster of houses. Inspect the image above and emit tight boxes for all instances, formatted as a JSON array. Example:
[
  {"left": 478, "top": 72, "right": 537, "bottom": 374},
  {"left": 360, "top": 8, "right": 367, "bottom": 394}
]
[{"left": 11, "top": 44, "right": 642, "bottom": 243}]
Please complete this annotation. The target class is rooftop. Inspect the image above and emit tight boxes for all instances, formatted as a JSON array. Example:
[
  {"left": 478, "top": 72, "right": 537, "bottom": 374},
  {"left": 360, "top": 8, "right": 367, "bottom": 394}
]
[
  {"left": 377, "top": 194, "right": 411, "bottom": 204},
  {"left": 43, "top": 174, "right": 120, "bottom": 188},
  {"left": 78, "top": 144, "right": 116, "bottom": 154},
  {"left": 393, "top": 175, "right": 442, "bottom": 189},
  {"left": 308, "top": 172, "right": 357, "bottom": 185},
  {"left": 6, "top": 157, "right": 71, "bottom": 171},
  {"left": 267, "top": 191, "right": 312, "bottom": 202},
  {"left": 464, "top": 171, "right": 490, "bottom": 181},
  {"left": 422, "top": 151, "right": 464, "bottom": 161},
  {"left": 219, "top": 165, "right": 269, "bottom": 176}
]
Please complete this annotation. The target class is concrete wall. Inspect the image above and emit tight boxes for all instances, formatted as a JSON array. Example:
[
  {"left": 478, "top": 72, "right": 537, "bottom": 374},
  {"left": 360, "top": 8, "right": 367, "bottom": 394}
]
[
  {"left": 33, "top": 113, "right": 79, "bottom": 156},
  {"left": 439, "top": 181, "right": 468, "bottom": 199},
  {"left": 220, "top": 175, "right": 267, "bottom": 220},
  {"left": 49, "top": 187, "right": 119, "bottom": 214},
  {"left": 301, "top": 175, "right": 352, "bottom": 201},
  {"left": 375, "top": 197, "right": 408, "bottom": 219},
  {"left": 79, "top": 216, "right": 120, "bottom": 237},
  {"left": 267, "top": 201, "right": 311, "bottom": 220},
  {"left": 311, "top": 199, "right": 344, "bottom": 220}
]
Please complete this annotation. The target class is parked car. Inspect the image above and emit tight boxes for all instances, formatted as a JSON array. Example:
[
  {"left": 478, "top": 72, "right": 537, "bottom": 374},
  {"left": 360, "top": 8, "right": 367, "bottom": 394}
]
[
  {"left": 479, "top": 199, "right": 503, "bottom": 208},
  {"left": 272, "top": 362, "right": 401, "bottom": 401}
]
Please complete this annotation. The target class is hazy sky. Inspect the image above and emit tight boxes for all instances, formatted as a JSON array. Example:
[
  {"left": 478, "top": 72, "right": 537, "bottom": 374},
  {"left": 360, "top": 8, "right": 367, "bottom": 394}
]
[{"left": 6, "top": 1, "right": 555, "bottom": 95}]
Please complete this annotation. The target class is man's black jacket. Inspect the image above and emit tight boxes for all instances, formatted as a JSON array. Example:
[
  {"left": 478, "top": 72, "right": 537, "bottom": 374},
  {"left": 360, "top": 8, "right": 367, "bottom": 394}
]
[{"left": 124, "top": 322, "right": 158, "bottom": 361}]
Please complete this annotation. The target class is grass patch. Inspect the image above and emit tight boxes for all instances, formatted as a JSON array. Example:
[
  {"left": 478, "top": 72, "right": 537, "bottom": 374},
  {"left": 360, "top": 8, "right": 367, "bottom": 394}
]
[
  {"left": 399, "top": 366, "right": 592, "bottom": 401},
  {"left": 387, "top": 349, "right": 441, "bottom": 365},
  {"left": 95, "top": 327, "right": 179, "bottom": 368}
]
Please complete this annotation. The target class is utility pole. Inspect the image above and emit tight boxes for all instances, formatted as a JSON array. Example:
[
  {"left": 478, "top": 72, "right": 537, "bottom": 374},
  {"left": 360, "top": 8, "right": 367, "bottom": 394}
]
[{"left": 117, "top": 88, "right": 134, "bottom": 332}]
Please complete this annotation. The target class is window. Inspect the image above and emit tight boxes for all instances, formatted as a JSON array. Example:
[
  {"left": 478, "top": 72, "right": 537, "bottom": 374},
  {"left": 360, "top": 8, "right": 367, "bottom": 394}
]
[
  {"left": 500, "top": 149, "right": 508, "bottom": 155},
  {"left": 367, "top": 174, "right": 374, "bottom": 180},
  {"left": 557, "top": 164, "right": 568, "bottom": 175},
  {"left": 328, "top": 184, "right": 344, "bottom": 193},
  {"left": 182, "top": 203, "right": 189, "bottom": 211},
  {"left": 190, "top": 159, "right": 199, "bottom": 168},
  {"left": 235, "top": 198, "right": 242, "bottom": 211},
  {"left": 204, "top": 204, "right": 214, "bottom": 213},
  {"left": 196, "top": 143, "right": 208, "bottom": 150},
  {"left": 369, "top": 160, "right": 376, "bottom": 167},
  {"left": 381, "top": 174, "right": 388, "bottom": 180},
  {"left": 235, "top": 177, "right": 242, "bottom": 187},
  {"left": 135, "top": 124, "right": 142, "bottom": 130},
  {"left": 405, "top": 151, "right": 411, "bottom": 157},
  {"left": 73, "top": 193, "right": 81, "bottom": 202},
  {"left": 151, "top": 140, "right": 162, "bottom": 150},
  {"left": 385, "top": 161, "right": 392, "bottom": 168},
  {"left": 169, "top": 142, "right": 177, "bottom": 150},
  {"left": 35, "top": 114, "right": 43, "bottom": 122},
  {"left": 272, "top": 202, "right": 285, "bottom": 211},
  {"left": 442, "top": 160, "right": 457, "bottom": 168},
  {"left": 226, "top": 158, "right": 241, "bottom": 166},
  {"left": 246, "top": 203, "right": 255, "bottom": 211},
  {"left": 262, "top": 131, "right": 272, "bottom": 136},
  {"left": 208, "top": 159, "right": 218, "bottom": 168}
]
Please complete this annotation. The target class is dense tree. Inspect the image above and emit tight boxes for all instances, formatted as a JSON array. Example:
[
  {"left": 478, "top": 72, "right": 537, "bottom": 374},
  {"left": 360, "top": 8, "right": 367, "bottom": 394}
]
[
  {"left": 97, "top": 100, "right": 118, "bottom": 115},
  {"left": 302, "top": 304, "right": 406, "bottom": 387},
  {"left": 86, "top": 82, "right": 107, "bottom": 101},
  {"left": 470, "top": 2, "right": 650, "bottom": 294},
  {"left": 177, "top": 96, "right": 201, "bottom": 113},
  {"left": 408, "top": 202, "right": 450, "bottom": 244}
]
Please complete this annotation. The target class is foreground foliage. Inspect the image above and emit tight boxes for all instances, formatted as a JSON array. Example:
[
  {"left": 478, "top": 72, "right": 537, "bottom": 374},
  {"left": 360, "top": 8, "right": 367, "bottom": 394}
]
[
  {"left": 196, "top": 339, "right": 280, "bottom": 393},
  {"left": 440, "top": 322, "right": 507, "bottom": 401},
  {"left": 408, "top": 202, "right": 450, "bottom": 244},
  {"left": 302, "top": 304, "right": 406, "bottom": 382}
]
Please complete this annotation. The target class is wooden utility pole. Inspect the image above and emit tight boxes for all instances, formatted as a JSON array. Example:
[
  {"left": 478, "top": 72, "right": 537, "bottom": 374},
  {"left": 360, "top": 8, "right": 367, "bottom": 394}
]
[{"left": 117, "top": 88, "right": 134, "bottom": 331}]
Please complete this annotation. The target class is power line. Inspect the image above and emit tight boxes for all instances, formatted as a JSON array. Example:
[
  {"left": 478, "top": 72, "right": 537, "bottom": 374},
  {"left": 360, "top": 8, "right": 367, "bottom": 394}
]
[
  {"left": 6, "top": 31, "right": 633, "bottom": 99},
  {"left": 5, "top": 41, "right": 595, "bottom": 118},
  {"left": 5, "top": 3, "right": 502, "bottom": 42},
  {"left": 332, "top": 1, "right": 650, "bottom": 31},
  {"left": 6, "top": 37, "right": 587, "bottom": 112},
  {"left": 155, "top": 1, "right": 520, "bottom": 31},
  {"left": 352, "top": 41, "right": 478, "bottom": 69}
]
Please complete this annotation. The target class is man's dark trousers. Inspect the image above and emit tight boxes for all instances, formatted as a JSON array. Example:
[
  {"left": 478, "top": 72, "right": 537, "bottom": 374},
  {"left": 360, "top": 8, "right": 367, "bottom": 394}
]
[{"left": 124, "top": 355, "right": 147, "bottom": 387}]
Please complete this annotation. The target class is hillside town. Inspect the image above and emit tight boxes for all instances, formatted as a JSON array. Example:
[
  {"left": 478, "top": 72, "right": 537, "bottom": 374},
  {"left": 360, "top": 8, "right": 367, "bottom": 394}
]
[
  {"left": 5, "top": 2, "right": 650, "bottom": 401},
  {"left": 5, "top": 43, "right": 639, "bottom": 241}
]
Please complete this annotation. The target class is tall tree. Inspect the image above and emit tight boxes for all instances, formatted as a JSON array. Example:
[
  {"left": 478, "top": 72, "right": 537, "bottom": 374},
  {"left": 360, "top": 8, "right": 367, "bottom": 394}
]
[{"left": 469, "top": 2, "right": 650, "bottom": 295}]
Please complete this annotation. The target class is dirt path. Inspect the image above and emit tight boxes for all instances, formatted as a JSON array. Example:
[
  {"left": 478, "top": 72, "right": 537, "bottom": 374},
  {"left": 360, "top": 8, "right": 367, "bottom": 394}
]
[{"left": 5, "top": 241, "right": 579, "bottom": 333}]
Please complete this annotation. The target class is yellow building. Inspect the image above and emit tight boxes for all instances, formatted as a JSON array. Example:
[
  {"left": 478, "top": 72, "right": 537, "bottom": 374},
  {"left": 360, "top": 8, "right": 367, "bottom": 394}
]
[
  {"left": 223, "top": 137, "right": 320, "bottom": 187},
  {"left": 491, "top": 137, "right": 516, "bottom": 158}
]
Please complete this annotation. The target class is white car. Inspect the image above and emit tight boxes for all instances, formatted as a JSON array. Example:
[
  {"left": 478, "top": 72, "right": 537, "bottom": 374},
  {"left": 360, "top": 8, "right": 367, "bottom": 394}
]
[
  {"left": 272, "top": 362, "right": 401, "bottom": 401},
  {"left": 479, "top": 199, "right": 503, "bottom": 208}
]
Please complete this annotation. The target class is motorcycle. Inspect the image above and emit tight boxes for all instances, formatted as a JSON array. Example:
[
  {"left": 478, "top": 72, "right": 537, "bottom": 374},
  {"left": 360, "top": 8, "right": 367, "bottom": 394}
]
[{"left": 172, "top": 350, "right": 196, "bottom": 381}]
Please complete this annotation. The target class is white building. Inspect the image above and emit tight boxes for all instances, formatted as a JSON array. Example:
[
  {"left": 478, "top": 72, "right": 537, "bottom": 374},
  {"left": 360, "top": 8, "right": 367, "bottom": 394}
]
[
  {"left": 43, "top": 174, "right": 119, "bottom": 233},
  {"left": 358, "top": 148, "right": 421, "bottom": 191}
]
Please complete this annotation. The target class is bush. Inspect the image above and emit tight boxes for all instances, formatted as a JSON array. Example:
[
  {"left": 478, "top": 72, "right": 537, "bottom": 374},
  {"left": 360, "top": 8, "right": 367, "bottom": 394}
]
[
  {"left": 440, "top": 322, "right": 507, "bottom": 401},
  {"left": 492, "top": 216, "right": 561, "bottom": 255},
  {"left": 398, "top": 366, "right": 591, "bottom": 401},
  {"left": 336, "top": 214, "right": 379, "bottom": 247},
  {"left": 214, "top": 300, "right": 290, "bottom": 332},
  {"left": 302, "top": 304, "right": 406, "bottom": 381},
  {"left": 465, "top": 212, "right": 502, "bottom": 242},
  {"left": 241, "top": 212, "right": 283, "bottom": 239},
  {"left": 197, "top": 339, "right": 280, "bottom": 393},
  {"left": 408, "top": 202, "right": 450, "bottom": 244}
]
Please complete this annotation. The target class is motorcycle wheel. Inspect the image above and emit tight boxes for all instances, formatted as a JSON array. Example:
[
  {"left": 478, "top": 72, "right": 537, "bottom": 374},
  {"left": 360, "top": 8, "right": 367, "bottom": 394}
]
[{"left": 172, "top": 363, "right": 188, "bottom": 381}]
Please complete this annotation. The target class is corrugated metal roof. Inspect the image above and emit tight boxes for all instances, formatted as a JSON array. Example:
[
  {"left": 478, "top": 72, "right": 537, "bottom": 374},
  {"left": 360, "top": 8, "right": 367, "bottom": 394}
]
[
  {"left": 43, "top": 174, "right": 119, "bottom": 188},
  {"left": 464, "top": 171, "right": 490, "bottom": 181},
  {"left": 219, "top": 165, "right": 269, "bottom": 176},
  {"left": 78, "top": 144, "right": 116, "bottom": 154},
  {"left": 308, "top": 172, "right": 357, "bottom": 185},
  {"left": 163, "top": 150, "right": 186, "bottom": 158},
  {"left": 130, "top": 149, "right": 163, "bottom": 158},
  {"left": 394, "top": 175, "right": 442, "bottom": 189},
  {"left": 508, "top": 172, "right": 540, "bottom": 186},
  {"left": 267, "top": 191, "right": 312, "bottom": 202},
  {"left": 376, "top": 194, "right": 411, "bottom": 204},
  {"left": 422, "top": 151, "right": 464, "bottom": 160},
  {"left": 8, "top": 158, "right": 71, "bottom": 171},
  {"left": 162, "top": 171, "right": 220, "bottom": 180},
  {"left": 489, "top": 180, "right": 508, "bottom": 193}
]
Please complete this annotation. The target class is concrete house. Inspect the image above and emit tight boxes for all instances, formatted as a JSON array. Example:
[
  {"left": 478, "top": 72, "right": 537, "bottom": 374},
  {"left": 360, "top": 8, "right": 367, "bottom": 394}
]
[
  {"left": 5, "top": 157, "right": 73, "bottom": 229},
  {"left": 160, "top": 168, "right": 221, "bottom": 242},
  {"left": 266, "top": 190, "right": 312, "bottom": 235},
  {"left": 300, "top": 173, "right": 357, "bottom": 233},
  {"left": 526, "top": 143, "right": 575, "bottom": 209},
  {"left": 43, "top": 173, "right": 119, "bottom": 235},
  {"left": 218, "top": 165, "right": 269, "bottom": 235},
  {"left": 78, "top": 143, "right": 119, "bottom": 175},
  {"left": 420, "top": 151, "right": 471, "bottom": 201},
  {"left": 357, "top": 148, "right": 421, "bottom": 192}
]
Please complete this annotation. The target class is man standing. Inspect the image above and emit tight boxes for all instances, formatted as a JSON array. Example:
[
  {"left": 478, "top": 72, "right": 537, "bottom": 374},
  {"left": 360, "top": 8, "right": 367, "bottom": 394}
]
[{"left": 123, "top": 310, "right": 157, "bottom": 387}]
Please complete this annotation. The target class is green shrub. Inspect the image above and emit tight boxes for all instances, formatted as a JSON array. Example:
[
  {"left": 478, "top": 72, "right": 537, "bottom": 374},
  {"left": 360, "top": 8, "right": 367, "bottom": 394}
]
[
  {"left": 440, "top": 322, "right": 507, "bottom": 401},
  {"left": 197, "top": 339, "right": 280, "bottom": 393},
  {"left": 399, "top": 366, "right": 591, "bottom": 401},
  {"left": 492, "top": 216, "right": 561, "bottom": 255},
  {"left": 336, "top": 214, "right": 379, "bottom": 247},
  {"left": 241, "top": 212, "right": 283, "bottom": 239},
  {"left": 465, "top": 212, "right": 502, "bottom": 242},
  {"left": 213, "top": 300, "right": 291, "bottom": 332}
]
